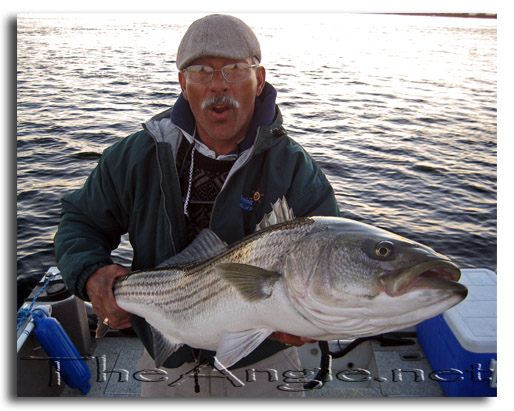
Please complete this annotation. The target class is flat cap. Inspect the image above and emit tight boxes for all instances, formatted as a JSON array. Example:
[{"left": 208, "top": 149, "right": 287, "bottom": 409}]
[{"left": 176, "top": 14, "right": 261, "bottom": 70}]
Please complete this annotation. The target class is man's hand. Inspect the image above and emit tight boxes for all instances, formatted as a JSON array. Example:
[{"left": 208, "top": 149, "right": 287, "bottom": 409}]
[
  {"left": 269, "top": 332, "right": 317, "bottom": 347},
  {"left": 85, "top": 264, "right": 131, "bottom": 330}
]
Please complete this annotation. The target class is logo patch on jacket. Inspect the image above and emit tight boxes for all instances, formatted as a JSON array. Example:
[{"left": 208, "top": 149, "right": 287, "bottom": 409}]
[{"left": 240, "top": 189, "right": 264, "bottom": 211}]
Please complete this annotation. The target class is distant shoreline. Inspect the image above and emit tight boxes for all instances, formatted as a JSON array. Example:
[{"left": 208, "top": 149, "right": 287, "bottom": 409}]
[{"left": 380, "top": 13, "right": 497, "bottom": 19}]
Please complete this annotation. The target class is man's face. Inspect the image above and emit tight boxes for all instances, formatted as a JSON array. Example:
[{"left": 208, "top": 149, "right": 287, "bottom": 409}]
[{"left": 179, "top": 56, "right": 266, "bottom": 156}]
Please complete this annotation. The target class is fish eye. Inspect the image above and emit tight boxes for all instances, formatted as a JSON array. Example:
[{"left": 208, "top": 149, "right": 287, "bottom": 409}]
[{"left": 375, "top": 241, "right": 394, "bottom": 258}]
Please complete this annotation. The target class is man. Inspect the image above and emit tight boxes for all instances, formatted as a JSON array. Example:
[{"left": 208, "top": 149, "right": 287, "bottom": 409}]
[{"left": 54, "top": 14, "right": 339, "bottom": 397}]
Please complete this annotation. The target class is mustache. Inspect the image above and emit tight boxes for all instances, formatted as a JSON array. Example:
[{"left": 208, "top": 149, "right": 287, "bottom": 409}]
[{"left": 201, "top": 95, "right": 240, "bottom": 110}]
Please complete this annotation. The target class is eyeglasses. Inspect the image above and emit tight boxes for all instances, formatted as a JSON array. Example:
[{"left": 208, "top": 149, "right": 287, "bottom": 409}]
[{"left": 182, "top": 63, "right": 259, "bottom": 84}]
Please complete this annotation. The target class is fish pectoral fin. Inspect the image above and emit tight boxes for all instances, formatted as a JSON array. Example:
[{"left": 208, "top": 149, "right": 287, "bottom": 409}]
[
  {"left": 150, "top": 325, "right": 183, "bottom": 368},
  {"left": 215, "top": 328, "right": 273, "bottom": 369},
  {"left": 215, "top": 263, "right": 281, "bottom": 301}
]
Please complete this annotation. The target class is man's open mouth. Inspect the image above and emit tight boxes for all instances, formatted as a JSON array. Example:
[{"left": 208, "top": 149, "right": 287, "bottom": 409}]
[
  {"left": 202, "top": 95, "right": 240, "bottom": 114},
  {"left": 211, "top": 105, "right": 230, "bottom": 114}
]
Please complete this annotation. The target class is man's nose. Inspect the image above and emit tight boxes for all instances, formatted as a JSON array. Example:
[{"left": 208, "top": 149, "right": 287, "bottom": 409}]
[{"left": 209, "top": 69, "right": 229, "bottom": 92}]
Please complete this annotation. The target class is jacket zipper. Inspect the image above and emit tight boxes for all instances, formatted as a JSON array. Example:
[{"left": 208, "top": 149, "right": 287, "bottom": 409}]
[{"left": 143, "top": 123, "right": 177, "bottom": 256}]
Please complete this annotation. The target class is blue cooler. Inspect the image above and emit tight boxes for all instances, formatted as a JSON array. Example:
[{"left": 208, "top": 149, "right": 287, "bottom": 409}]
[{"left": 417, "top": 268, "right": 497, "bottom": 397}]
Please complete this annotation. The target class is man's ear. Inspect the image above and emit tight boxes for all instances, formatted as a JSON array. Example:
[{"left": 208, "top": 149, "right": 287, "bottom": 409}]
[
  {"left": 255, "top": 66, "right": 266, "bottom": 96},
  {"left": 178, "top": 72, "right": 189, "bottom": 100}
]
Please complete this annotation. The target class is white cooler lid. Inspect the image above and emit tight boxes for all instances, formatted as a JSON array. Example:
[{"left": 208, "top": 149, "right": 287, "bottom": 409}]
[{"left": 443, "top": 268, "right": 497, "bottom": 353}]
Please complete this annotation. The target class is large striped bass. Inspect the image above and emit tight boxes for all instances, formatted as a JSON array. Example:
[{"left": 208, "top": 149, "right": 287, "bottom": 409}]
[{"left": 113, "top": 198, "right": 467, "bottom": 369}]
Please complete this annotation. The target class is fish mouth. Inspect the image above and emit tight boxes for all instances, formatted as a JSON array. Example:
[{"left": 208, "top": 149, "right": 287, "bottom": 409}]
[{"left": 379, "top": 260, "right": 467, "bottom": 298}]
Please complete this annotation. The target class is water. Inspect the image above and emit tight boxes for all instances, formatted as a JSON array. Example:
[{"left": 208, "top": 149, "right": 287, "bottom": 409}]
[{"left": 17, "top": 13, "right": 497, "bottom": 307}]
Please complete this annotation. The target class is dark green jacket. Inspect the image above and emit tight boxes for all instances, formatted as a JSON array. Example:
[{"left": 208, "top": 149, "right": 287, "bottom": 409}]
[{"left": 54, "top": 105, "right": 340, "bottom": 368}]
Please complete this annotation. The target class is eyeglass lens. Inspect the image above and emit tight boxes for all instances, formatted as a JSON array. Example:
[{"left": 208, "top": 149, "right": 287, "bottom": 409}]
[{"left": 185, "top": 64, "right": 255, "bottom": 84}]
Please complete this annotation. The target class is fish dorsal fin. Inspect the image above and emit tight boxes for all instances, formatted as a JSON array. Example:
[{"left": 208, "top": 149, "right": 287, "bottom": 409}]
[
  {"left": 255, "top": 196, "right": 295, "bottom": 231},
  {"left": 215, "top": 263, "right": 281, "bottom": 301},
  {"left": 157, "top": 228, "right": 227, "bottom": 267},
  {"left": 149, "top": 324, "right": 183, "bottom": 368},
  {"left": 215, "top": 328, "right": 273, "bottom": 369}
]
